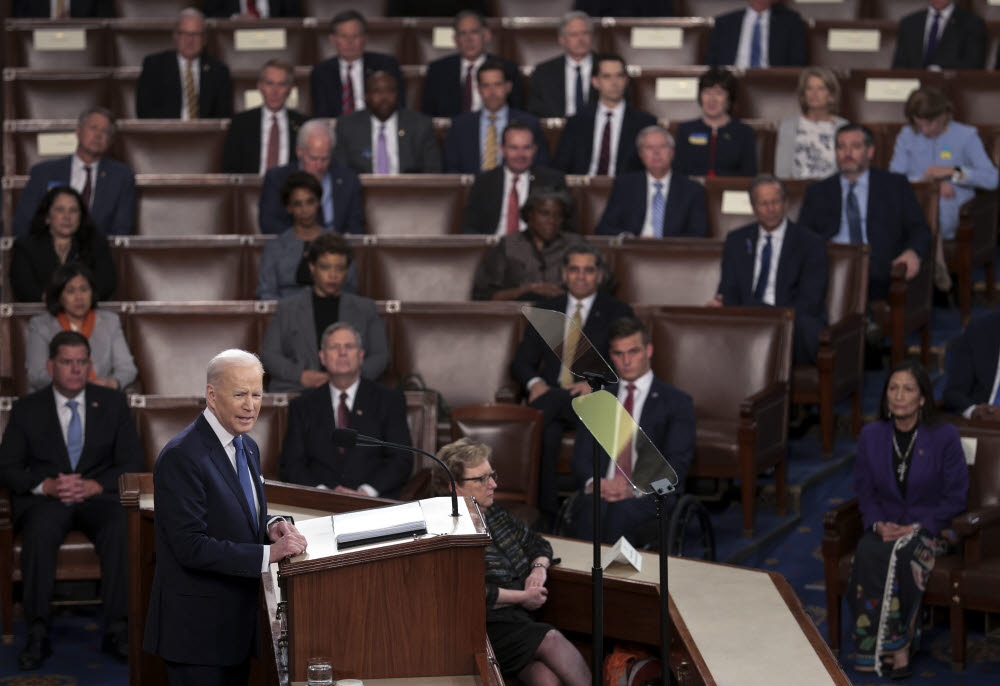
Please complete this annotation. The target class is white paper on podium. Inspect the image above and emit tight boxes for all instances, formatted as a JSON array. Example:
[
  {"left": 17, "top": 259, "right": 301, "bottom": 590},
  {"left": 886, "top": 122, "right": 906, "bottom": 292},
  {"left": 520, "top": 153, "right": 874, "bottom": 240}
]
[
  {"left": 600, "top": 536, "right": 642, "bottom": 572},
  {"left": 333, "top": 501, "right": 426, "bottom": 546}
]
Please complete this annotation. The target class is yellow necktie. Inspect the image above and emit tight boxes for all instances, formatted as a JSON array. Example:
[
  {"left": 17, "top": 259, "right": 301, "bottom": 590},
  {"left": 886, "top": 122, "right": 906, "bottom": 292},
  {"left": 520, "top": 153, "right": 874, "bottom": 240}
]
[
  {"left": 482, "top": 114, "right": 498, "bottom": 171},
  {"left": 184, "top": 59, "right": 199, "bottom": 120},
  {"left": 560, "top": 302, "right": 584, "bottom": 388}
]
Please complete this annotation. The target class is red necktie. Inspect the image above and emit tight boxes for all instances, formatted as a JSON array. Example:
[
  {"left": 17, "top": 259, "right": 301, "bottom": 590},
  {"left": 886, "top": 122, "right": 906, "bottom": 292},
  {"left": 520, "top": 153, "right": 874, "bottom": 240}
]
[
  {"left": 596, "top": 111, "right": 612, "bottom": 175},
  {"left": 81, "top": 165, "right": 93, "bottom": 208},
  {"left": 337, "top": 391, "right": 350, "bottom": 454},
  {"left": 707, "top": 130, "right": 718, "bottom": 178},
  {"left": 619, "top": 382, "right": 637, "bottom": 480},
  {"left": 462, "top": 63, "right": 473, "bottom": 113},
  {"left": 246, "top": 0, "right": 260, "bottom": 17},
  {"left": 265, "top": 114, "right": 280, "bottom": 170},
  {"left": 342, "top": 67, "right": 355, "bottom": 115},
  {"left": 506, "top": 174, "right": 521, "bottom": 234}
]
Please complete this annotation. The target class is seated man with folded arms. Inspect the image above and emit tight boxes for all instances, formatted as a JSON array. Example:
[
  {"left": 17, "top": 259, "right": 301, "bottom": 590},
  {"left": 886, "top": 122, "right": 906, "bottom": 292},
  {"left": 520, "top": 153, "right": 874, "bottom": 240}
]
[
  {"left": 942, "top": 309, "right": 1000, "bottom": 421},
  {"left": 707, "top": 174, "right": 828, "bottom": 365},
  {"left": 570, "top": 317, "right": 695, "bottom": 546},
  {"left": 279, "top": 322, "right": 412, "bottom": 499},
  {"left": 510, "top": 243, "right": 633, "bottom": 526},
  {"left": 261, "top": 232, "right": 388, "bottom": 392},
  {"left": 596, "top": 125, "right": 707, "bottom": 238}
]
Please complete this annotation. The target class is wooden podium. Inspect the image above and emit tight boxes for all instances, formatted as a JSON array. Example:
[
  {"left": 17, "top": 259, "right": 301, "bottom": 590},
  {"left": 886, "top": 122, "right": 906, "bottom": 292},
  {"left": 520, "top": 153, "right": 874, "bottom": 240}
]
[{"left": 120, "top": 475, "right": 501, "bottom": 686}]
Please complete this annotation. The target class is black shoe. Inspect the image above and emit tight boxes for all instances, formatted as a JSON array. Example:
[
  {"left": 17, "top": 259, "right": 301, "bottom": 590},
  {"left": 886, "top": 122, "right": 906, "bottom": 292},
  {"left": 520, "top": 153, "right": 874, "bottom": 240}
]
[
  {"left": 102, "top": 627, "right": 129, "bottom": 663},
  {"left": 890, "top": 664, "right": 912, "bottom": 680},
  {"left": 18, "top": 631, "right": 51, "bottom": 670}
]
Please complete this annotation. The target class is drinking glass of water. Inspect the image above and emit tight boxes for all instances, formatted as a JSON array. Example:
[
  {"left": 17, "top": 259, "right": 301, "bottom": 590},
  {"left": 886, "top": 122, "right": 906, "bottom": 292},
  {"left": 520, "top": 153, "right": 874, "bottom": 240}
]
[{"left": 306, "top": 656, "right": 333, "bottom": 685}]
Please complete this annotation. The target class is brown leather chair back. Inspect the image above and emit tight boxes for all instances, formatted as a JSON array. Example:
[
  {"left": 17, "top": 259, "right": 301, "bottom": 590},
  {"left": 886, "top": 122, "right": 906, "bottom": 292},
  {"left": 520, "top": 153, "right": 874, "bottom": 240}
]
[
  {"left": 5, "top": 71, "right": 111, "bottom": 120},
  {"left": 649, "top": 306, "right": 794, "bottom": 421},
  {"left": 116, "top": 0, "right": 191, "bottom": 18},
  {"left": 363, "top": 175, "right": 469, "bottom": 236},
  {"left": 632, "top": 67, "right": 705, "bottom": 123},
  {"left": 114, "top": 122, "right": 228, "bottom": 174},
  {"left": 569, "top": 175, "right": 614, "bottom": 236},
  {"left": 612, "top": 238, "right": 723, "bottom": 306},
  {"left": 405, "top": 390, "right": 439, "bottom": 474},
  {"left": 1, "top": 303, "right": 47, "bottom": 397},
  {"left": 365, "top": 237, "right": 494, "bottom": 301},
  {"left": 600, "top": 19, "right": 710, "bottom": 69},
  {"left": 703, "top": 176, "right": 754, "bottom": 239},
  {"left": 867, "top": 0, "right": 934, "bottom": 18},
  {"left": 826, "top": 243, "right": 870, "bottom": 325},
  {"left": 784, "top": 0, "right": 861, "bottom": 19},
  {"left": 450, "top": 403, "right": 542, "bottom": 508},
  {"left": 736, "top": 70, "right": 803, "bottom": 121},
  {"left": 841, "top": 70, "right": 945, "bottom": 124},
  {"left": 134, "top": 180, "right": 238, "bottom": 236},
  {"left": 498, "top": 20, "right": 563, "bottom": 66},
  {"left": 5, "top": 21, "right": 107, "bottom": 69},
  {"left": 943, "top": 71, "right": 1000, "bottom": 126},
  {"left": 110, "top": 70, "right": 139, "bottom": 119},
  {"left": 109, "top": 24, "right": 175, "bottom": 66},
  {"left": 208, "top": 22, "right": 314, "bottom": 72},
  {"left": 114, "top": 239, "right": 254, "bottom": 301},
  {"left": 807, "top": 22, "right": 897, "bottom": 70},
  {"left": 7, "top": 121, "right": 76, "bottom": 175}
]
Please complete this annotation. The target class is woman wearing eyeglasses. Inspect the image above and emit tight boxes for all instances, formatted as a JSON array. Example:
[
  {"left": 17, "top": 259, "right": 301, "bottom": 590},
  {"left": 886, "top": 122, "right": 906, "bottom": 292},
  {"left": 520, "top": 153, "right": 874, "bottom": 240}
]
[{"left": 434, "top": 438, "right": 590, "bottom": 686}]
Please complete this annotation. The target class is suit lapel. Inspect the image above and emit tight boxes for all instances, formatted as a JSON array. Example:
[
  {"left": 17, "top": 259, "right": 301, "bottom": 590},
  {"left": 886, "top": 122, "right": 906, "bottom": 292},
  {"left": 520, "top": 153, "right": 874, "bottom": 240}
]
[
  {"left": 76, "top": 389, "right": 102, "bottom": 474},
  {"left": 198, "top": 416, "right": 259, "bottom": 535},
  {"left": 360, "top": 117, "right": 374, "bottom": 173},
  {"left": 774, "top": 223, "right": 796, "bottom": 305},
  {"left": 397, "top": 110, "right": 412, "bottom": 173},
  {"left": 45, "top": 391, "right": 74, "bottom": 471},
  {"left": 741, "top": 226, "right": 759, "bottom": 297},
  {"left": 249, "top": 108, "right": 263, "bottom": 164}
]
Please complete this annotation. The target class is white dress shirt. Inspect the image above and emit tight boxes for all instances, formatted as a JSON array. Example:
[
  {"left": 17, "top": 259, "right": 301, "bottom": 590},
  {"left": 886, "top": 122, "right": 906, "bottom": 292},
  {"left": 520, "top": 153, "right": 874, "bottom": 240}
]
[
  {"left": 31, "top": 387, "right": 86, "bottom": 494},
  {"left": 461, "top": 55, "right": 487, "bottom": 112},
  {"left": 369, "top": 112, "right": 400, "bottom": 175},
  {"left": 70, "top": 154, "right": 99, "bottom": 209},
  {"left": 965, "top": 354, "right": 1000, "bottom": 418},
  {"left": 176, "top": 55, "right": 201, "bottom": 121},
  {"left": 259, "top": 108, "right": 290, "bottom": 174},
  {"left": 202, "top": 408, "right": 274, "bottom": 572},
  {"left": 496, "top": 166, "right": 530, "bottom": 235},
  {"left": 752, "top": 218, "right": 787, "bottom": 306},
  {"left": 526, "top": 292, "right": 597, "bottom": 392},
  {"left": 924, "top": 2, "right": 954, "bottom": 52},
  {"left": 564, "top": 53, "right": 593, "bottom": 117},
  {"left": 325, "top": 379, "right": 378, "bottom": 496},
  {"left": 340, "top": 58, "right": 366, "bottom": 112},
  {"left": 605, "top": 369, "right": 655, "bottom": 480},
  {"left": 641, "top": 172, "right": 672, "bottom": 237},
  {"left": 735, "top": 8, "right": 771, "bottom": 68},
  {"left": 588, "top": 101, "right": 625, "bottom": 176}
]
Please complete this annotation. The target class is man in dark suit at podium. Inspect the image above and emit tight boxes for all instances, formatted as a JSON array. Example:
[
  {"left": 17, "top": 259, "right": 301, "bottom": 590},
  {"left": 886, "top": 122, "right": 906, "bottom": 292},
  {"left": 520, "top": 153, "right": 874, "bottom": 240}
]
[
  {"left": 279, "top": 322, "right": 413, "bottom": 499},
  {"left": 571, "top": 317, "right": 695, "bottom": 546},
  {"left": 144, "top": 349, "right": 307, "bottom": 686}
]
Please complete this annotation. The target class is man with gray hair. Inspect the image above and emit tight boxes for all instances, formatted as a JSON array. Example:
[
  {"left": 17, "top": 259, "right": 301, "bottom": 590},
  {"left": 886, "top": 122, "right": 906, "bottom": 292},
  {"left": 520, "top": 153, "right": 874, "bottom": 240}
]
[
  {"left": 596, "top": 124, "right": 707, "bottom": 237},
  {"left": 144, "top": 348, "right": 307, "bottom": 685},
  {"left": 258, "top": 119, "right": 364, "bottom": 235},
  {"left": 527, "top": 11, "right": 597, "bottom": 118},
  {"left": 13, "top": 106, "right": 135, "bottom": 236},
  {"left": 136, "top": 8, "right": 232, "bottom": 119},
  {"left": 279, "top": 323, "right": 412, "bottom": 499}
]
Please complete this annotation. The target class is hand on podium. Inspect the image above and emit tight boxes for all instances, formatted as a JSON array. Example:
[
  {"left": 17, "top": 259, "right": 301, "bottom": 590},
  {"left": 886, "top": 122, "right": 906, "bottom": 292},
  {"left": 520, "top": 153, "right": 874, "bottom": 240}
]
[{"left": 268, "top": 520, "right": 308, "bottom": 562}]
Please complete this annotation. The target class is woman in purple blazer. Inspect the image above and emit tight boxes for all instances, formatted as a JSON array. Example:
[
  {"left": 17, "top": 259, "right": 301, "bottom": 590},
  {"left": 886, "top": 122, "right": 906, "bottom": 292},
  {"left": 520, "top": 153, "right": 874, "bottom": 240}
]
[{"left": 848, "top": 360, "right": 968, "bottom": 678}]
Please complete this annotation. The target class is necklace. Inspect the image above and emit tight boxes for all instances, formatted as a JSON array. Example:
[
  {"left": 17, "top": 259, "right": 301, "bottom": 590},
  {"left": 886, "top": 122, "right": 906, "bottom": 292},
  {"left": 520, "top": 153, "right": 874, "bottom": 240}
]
[{"left": 893, "top": 427, "right": 918, "bottom": 481}]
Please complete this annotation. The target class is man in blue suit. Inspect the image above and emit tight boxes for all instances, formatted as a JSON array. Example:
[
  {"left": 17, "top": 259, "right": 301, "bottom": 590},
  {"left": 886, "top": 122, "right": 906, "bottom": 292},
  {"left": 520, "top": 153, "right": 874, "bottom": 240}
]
[
  {"left": 798, "top": 123, "right": 930, "bottom": 301},
  {"left": 13, "top": 106, "right": 135, "bottom": 236},
  {"left": 309, "top": 10, "right": 405, "bottom": 118},
  {"left": 258, "top": 119, "right": 364, "bottom": 235},
  {"left": 596, "top": 125, "right": 707, "bottom": 237},
  {"left": 143, "top": 349, "right": 307, "bottom": 686},
  {"left": 942, "top": 310, "right": 1000, "bottom": 420},
  {"left": 444, "top": 59, "right": 548, "bottom": 174},
  {"left": 420, "top": 10, "right": 523, "bottom": 118},
  {"left": 703, "top": 0, "right": 807, "bottom": 67},
  {"left": 571, "top": 316, "right": 695, "bottom": 546},
  {"left": 708, "top": 174, "right": 828, "bottom": 364}
]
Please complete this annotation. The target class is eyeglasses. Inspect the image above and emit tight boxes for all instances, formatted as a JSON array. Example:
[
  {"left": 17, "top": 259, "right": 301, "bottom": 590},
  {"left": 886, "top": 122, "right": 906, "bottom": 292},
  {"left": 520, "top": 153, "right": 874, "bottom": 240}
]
[{"left": 459, "top": 470, "right": 497, "bottom": 486}]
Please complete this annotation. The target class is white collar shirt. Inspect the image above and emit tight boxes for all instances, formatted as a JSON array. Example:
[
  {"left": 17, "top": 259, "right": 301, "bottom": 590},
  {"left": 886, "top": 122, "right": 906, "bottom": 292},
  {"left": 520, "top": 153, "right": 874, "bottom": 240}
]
[
  {"left": 642, "top": 171, "right": 672, "bottom": 237},
  {"left": 753, "top": 218, "right": 787, "bottom": 306},
  {"left": 563, "top": 53, "right": 593, "bottom": 117},
  {"left": 259, "top": 107, "right": 290, "bottom": 174},
  {"left": 496, "top": 166, "right": 530, "bottom": 235},
  {"left": 588, "top": 101, "right": 625, "bottom": 176},
  {"left": 735, "top": 8, "right": 771, "bottom": 68}
]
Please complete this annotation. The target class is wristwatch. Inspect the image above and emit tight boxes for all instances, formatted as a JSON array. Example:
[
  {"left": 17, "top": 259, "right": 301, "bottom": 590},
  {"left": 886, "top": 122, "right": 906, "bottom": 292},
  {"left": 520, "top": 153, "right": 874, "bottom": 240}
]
[
  {"left": 951, "top": 166, "right": 964, "bottom": 183},
  {"left": 532, "top": 562, "right": 548, "bottom": 570}
]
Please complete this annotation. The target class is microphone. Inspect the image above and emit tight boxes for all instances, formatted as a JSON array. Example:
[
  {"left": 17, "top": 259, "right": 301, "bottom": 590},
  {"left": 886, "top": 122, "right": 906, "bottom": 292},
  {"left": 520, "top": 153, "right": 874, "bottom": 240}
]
[{"left": 331, "top": 428, "right": 461, "bottom": 518}]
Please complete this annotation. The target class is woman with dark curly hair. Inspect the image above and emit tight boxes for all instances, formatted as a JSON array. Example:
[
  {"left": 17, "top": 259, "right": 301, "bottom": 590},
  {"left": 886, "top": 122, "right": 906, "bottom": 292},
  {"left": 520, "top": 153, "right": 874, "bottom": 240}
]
[{"left": 10, "top": 186, "right": 115, "bottom": 302}]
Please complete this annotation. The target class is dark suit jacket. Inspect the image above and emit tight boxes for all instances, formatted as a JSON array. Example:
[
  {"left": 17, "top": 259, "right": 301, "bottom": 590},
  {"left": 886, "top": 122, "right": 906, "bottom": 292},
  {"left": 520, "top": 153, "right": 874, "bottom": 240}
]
[
  {"left": 673, "top": 118, "right": 757, "bottom": 177},
  {"left": 221, "top": 107, "right": 307, "bottom": 174},
  {"left": 11, "top": 231, "right": 116, "bottom": 302},
  {"left": 460, "top": 164, "right": 567, "bottom": 235},
  {"left": 258, "top": 161, "right": 364, "bottom": 235},
  {"left": 420, "top": 53, "right": 523, "bottom": 118},
  {"left": 892, "top": 7, "right": 987, "bottom": 69},
  {"left": 309, "top": 52, "right": 405, "bottom": 118},
  {"left": 797, "top": 168, "right": 931, "bottom": 300},
  {"left": 279, "top": 379, "right": 412, "bottom": 498},
  {"left": 143, "top": 414, "right": 271, "bottom": 666},
  {"left": 573, "top": 0, "right": 673, "bottom": 16},
  {"left": 943, "top": 310, "right": 1000, "bottom": 414},
  {"left": 855, "top": 420, "right": 968, "bottom": 536},
  {"left": 136, "top": 50, "right": 232, "bottom": 119},
  {"left": 0, "top": 384, "right": 142, "bottom": 518},
  {"left": 717, "top": 219, "right": 828, "bottom": 363},
  {"left": 510, "top": 292, "right": 634, "bottom": 391},
  {"left": 571, "top": 376, "right": 695, "bottom": 510},
  {"left": 703, "top": 6, "right": 807, "bottom": 66},
  {"left": 596, "top": 171, "right": 707, "bottom": 237},
  {"left": 333, "top": 108, "right": 442, "bottom": 174},
  {"left": 527, "top": 53, "right": 599, "bottom": 119},
  {"left": 444, "top": 108, "right": 548, "bottom": 174},
  {"left": 203, "top": 0, "right": 302, "bottom": 16},
  {"left": 553, "top": 104, "right": 657, "bottom": 177},
  {"left": 12, "top": 155, "right": 135, "bottom": 236},
  {"left": 13, "top": 0, "right": 112, "bottom": 15}
]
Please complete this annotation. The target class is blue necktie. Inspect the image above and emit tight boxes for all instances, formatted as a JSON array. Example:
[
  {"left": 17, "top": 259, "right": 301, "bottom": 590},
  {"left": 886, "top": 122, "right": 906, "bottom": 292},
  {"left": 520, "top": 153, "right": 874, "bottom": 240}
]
[
  {"left": 846, "top": 182, "right": 863, "bottom": 244},
  {"left": 749, "top": 15, "right": 763, "bottom": 67},
  {"left": 924, "top": 11, "right": 941, "bottom": 67},
  {"left": 233, "top": 435, "right": 259, "bottom": 535},
  {"left": 66, "top": 400, "right": 82, "bottom": 470},
  {"left": 574, "top": 64, "right": 585, "bottom": 113},
  {"left": 651, "top": 181, "right": 665, "bottom": 238},
  {"left": 753, "top": 233, "right": 772, "bottom": 301},
  {"left": 993, "top": 383, "right": 1000, "bottom": 407}
]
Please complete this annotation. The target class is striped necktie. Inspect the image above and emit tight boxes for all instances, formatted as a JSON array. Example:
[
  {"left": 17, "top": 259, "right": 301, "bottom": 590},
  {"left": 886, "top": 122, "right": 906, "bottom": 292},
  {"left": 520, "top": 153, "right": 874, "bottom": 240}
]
[
  {"left": 483, "top": 114, "right": 498, "bottom": 171},
  {"left": 184, "top": 59, "right": 199, "bottom": 119}
]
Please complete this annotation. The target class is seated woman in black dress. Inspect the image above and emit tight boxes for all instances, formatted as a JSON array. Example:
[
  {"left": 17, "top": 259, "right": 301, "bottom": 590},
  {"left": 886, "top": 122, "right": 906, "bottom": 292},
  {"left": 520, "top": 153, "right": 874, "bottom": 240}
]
[
  {"left": 673, "top": 67, "right": 757, "bottom": 178},
  {"left": 434, "top": 438, "right": 590, "bottom": 685},
  {"left": 10, "top": 185, "right": 116, "bottom": 302}
]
